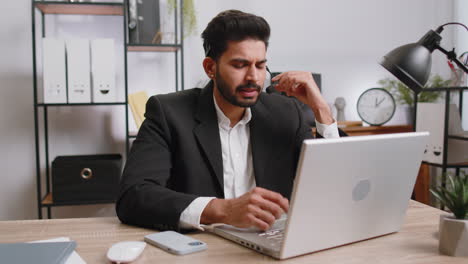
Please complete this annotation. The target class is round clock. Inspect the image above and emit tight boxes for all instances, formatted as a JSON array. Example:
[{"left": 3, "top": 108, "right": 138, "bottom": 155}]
[{"left": 357, "top": 88, "right": 396, "bottom": 126}]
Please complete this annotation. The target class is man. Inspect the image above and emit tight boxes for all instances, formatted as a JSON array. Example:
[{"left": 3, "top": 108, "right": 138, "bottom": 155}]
[{"left": 116, "top": 10, "right": 339, "bottom": 232}]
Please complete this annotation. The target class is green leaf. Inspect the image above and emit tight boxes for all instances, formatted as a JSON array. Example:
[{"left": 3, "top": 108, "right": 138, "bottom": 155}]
[
  {"left": 464, "top": 181, "right": 468, "bottom": 205},
  {"left": 449, "top": 175, "right": 458, "bottom": 195},
  {"left": 441, "top": 185, "right": 457, "bottom": 204},
  {"left": 431, "top": 171, "right": 468, "bottom": 219},
  {"left": 435, "top": 185, "right": 457, "bottom": 211},
  {"left": 166, "top": 0, "right": 197, "bottom": 38},
  {"left": 430, "top": 189, "right": 449, "bottom": 208},
  {"left": 378, "top": 74, "right": 448, "bottom": 106}
]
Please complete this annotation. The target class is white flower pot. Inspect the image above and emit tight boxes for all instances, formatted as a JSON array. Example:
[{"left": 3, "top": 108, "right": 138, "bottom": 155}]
[{"left": 439, "top": 214, "right": 468, "bottom": 257}]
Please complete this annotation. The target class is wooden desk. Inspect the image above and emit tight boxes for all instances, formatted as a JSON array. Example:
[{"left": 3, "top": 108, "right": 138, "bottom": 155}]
[{"left": 0, "top": 201, "right": 465, "bottom": 263}]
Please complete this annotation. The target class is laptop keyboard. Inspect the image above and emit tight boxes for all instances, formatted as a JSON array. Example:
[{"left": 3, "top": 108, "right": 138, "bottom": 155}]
[
  {"left": 258, "top": 228, "right": 285, "bottom": 249},
  {"left": 256, "top": 217, "right": 287, "bottom": 248},
  {"left": 259, "top": 229, "right": 284, "bottom": 240}
]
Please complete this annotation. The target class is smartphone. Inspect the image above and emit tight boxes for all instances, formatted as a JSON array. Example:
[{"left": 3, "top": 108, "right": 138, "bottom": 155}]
[{"left": 144, "top": 231, "right": 207, "bottom": 255}]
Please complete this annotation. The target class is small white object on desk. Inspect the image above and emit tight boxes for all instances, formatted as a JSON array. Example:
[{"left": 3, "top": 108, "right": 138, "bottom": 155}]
[{"left": 106, "top": 241, "right": 146, "bottom": 264}]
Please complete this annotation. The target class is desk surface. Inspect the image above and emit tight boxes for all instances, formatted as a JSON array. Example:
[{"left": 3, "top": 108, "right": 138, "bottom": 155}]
[{"left": 0, "top": 201, "right": 465, "bottom": 263}]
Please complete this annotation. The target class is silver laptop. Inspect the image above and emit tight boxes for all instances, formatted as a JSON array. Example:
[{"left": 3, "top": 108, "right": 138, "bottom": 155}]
[{"left": 211, "top": 132, "right": 429, "bottom": 259}]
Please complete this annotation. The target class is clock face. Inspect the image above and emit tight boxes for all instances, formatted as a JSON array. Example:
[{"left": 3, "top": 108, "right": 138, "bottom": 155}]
[{"left": 357, "top": 88, "right": 396, "bottom": 126}]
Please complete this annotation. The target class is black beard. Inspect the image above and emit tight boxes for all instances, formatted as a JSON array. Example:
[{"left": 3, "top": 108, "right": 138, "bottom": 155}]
[{"left": 215, "top": 73, "right": 262, "bottom": 108}]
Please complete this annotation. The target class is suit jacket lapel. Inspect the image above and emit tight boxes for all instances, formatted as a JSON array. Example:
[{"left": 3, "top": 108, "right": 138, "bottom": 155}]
[
  {"left": 193, "top": 82, "right": 224, "bottom": 195},
  {"left": 250, "top": 96, "right": 276, "bottom": 187}
]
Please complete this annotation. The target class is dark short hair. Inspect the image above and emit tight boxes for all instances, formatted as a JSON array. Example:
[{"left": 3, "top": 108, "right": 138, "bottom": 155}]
[{"left": 201, "top": 10, "right": 270, "bottom": 61}]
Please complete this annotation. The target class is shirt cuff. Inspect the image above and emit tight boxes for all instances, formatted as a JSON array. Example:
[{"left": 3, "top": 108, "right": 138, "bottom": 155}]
[
  {"left": 315, "top": 119, "right": 340, "bottom": 138},
  {"left": 179, "top": 197, "right": 216, "bottom": 231}
]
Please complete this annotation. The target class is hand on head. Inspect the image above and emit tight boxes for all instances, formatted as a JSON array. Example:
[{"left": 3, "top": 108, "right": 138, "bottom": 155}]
[
  {"left": 271, "top": 71, "right": 322, "bottom": 106},
  {"left": 272, "top": 71, "right": 334, "bottom": 125}
]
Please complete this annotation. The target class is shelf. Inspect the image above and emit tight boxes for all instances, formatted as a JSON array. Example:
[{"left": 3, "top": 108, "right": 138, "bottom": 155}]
[
  {"left": 420, "top": 86, "right": 468, "bottom": 92},
  {"left": 448, "top": 134, "right": 468, "bottom": 141},
  {"left": 128, "top": 131, "right": 138, "bottom": 138},
  {"left": 41, "top": 193, "right": 115, "bottom": 207},
  {"left": 35, "top": 1, "right": 124, "bottom": 16},
  {"left": 127, "top": 44, "right": 182, "bottom": 52},
  {"left": 340, "top": 125, "right": 413, "bottom": 137},
  {"left": 422, "top": 161, "right": 468, "bottom": 168},
  {"left": 32, "top": 0, "right": 185, "bottom": 219},
  {"left": 36, "top": 102, "right": 127, "bottom": 107}
]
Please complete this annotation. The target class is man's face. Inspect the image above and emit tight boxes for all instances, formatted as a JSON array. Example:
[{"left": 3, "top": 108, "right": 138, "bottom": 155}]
[{"left": 214, "top": 39, "right": 267, "bottom": 108}]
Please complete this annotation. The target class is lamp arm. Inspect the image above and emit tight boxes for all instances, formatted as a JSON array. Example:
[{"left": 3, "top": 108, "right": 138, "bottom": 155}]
[{"left": 436, "top": 46, "right": 468, "bottom": 74}]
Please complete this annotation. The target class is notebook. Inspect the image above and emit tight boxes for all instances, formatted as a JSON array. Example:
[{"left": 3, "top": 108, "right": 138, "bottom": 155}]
[
  {"left": 31, "top": 237, "right": 85, "bottom": 264},
  {"left": 128, "top": 90, "right": 149, "bottom": 129},
  {"left": 0, "top": 241, "right": 76, "bottom": 264}
]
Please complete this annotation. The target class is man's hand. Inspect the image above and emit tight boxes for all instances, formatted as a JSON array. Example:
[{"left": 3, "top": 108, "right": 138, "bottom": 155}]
[
  {"left": 201, "top": 187, "right": 289, "bottom": 231},
  {"left": 272, "top": 71, "right": 334, "bottom": 125}
]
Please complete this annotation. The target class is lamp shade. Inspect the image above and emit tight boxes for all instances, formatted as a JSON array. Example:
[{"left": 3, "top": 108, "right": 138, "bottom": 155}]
[{"left": 380, "top": 43, "right": 432, "bottom": 93}]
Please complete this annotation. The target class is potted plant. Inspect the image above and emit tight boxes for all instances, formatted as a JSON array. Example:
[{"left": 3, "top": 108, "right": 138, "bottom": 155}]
[
  {"left": 151, "top": 0, "right": 197, "bottom": 44},
  {"left": 168, "top": 0, "right": 197, "bottom": 38},
  {"left": 378, "top": 75, "right": 451, "bottom": 106},
  {"left": 430, "top": 171, "right": 468, "bottom": 257},
  {"left": 378, "top": 75, "right": 451, "bottom": 124}
]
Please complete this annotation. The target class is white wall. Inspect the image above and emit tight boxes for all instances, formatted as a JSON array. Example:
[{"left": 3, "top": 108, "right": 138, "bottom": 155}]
[
  {"left": 0, "top": 0, "right": 456, "bottom": 220},
  {"left": 0, "top": 0, "right": 37, "bottom": 220},
  {"left": 185, "top": 0, "right": 454, "bottom": 122}
]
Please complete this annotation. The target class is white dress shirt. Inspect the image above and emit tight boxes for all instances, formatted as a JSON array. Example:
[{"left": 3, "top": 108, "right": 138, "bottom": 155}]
[{"left": 179, "top": 97, "right": 339, "bottom": 230}]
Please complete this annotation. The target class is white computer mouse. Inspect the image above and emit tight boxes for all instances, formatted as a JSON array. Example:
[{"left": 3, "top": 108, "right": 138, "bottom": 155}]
[{"left": 106, "top": 241, "right": 146, "bottom": 263}]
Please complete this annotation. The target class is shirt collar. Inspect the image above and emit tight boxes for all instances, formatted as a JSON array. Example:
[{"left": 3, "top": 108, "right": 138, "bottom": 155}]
[{"left": 213, "top": 94, "right": 252, "bottom": 130}]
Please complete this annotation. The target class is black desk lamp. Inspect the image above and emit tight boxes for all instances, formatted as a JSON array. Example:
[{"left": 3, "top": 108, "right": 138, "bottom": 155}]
[{"left": 380, "top": 22, "right": 468, "bottom": 93}]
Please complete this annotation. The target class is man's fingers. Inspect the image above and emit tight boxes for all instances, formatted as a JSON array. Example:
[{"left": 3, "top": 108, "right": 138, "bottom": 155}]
[
  {"left": 258, "top": 200, "right": 284, "bottom": 219},
  {"left": 251, "top": 188, "right": 289, "bottom": 214},
  {"left": 267, "top": 196, "right": 288, "bottom": 214},
  {"left": 243, "top": 204, "right": 276, "bottom": 229},
  {"left": 247, "top": 213, "right": 271, "bottom": 231},
  {"left": 274, "top": 74, "right": 306, "bottom": 97},
  {"left": 225, "top": 188, "right": 290, "bottom": 230},
  {"left": 254, "top": 193, "right": 286, "bottom": 218},
  {"left": 249, "top": 194, "right": 283, "bottom": 218},
  {"left": 271, "top": 72, "right": 286, "bottom": 82}
]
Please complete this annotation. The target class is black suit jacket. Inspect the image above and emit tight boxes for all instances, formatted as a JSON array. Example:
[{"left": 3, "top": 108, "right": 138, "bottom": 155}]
[{"left": 116, "top": 83, "right": 313, "bottom": 231}]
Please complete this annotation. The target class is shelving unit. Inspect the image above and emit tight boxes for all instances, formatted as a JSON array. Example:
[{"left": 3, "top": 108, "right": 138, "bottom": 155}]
[
  {"left": 35, "top": 2, "right": 124, "bottom": 15},
  {"left": 36, "top": 102, "right": 127, "bottom": 106},
  {"left": 413, "top": 86, "right": 468, "bottom": 207},
  {"left": 127, "top": 44, "right": 182, "bottom": 52},
  {"left": 31, "top": 0, "right": 184, "bottom": 219}
]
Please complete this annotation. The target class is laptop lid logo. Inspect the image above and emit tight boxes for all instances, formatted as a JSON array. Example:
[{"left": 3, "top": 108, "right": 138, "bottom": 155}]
[{"left": 353, "top": 179, "right": 371, "bottom": 201}]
